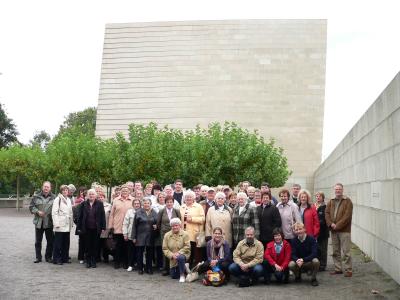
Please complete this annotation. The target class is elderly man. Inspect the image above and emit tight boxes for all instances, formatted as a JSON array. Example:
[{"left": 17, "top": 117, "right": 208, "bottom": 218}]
[
  {"left": 229, "top": 226, "right": 264, "bottom": 287},
  {"left": 29, "top": 181, "right": 55, "bottom": 263},
  {"left": 200, "top": 187, "right": 215, "bottom": 216},
  {"left": 325, "top": 183, "right": 353, "bottom": 277},
  {"left": 288, "top": 222, "right": 320, "bottom": 286},
  {"left": 290, "top": 183, "right": 301, "bottom": 205}
]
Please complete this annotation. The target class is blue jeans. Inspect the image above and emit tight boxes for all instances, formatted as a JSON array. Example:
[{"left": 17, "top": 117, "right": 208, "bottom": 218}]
[
  {"left": 229, "top": 263, "right": 264, "bottom": 281},
  {"left": 170, "top": 254, "right": 186, "bottom": 279}
]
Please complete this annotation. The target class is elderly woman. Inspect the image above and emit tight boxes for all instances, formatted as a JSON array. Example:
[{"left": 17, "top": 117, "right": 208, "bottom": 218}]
[
  {"left": 108, "top": 185, "right": 134, "bottom": 269},
  {"left": 205, "top": 192, "right": 233, "bottom": 246},
  {"left": 157, "top": 196, "right": 181, "bottom": 275},
  {"left": 276, "top": 189, "right": 301, "bottom": 241},
  {"left": 314, "top": 191, "right": 329, "bottom": 271},
  {"left": 257, "top": 192, "right": 282, "bottom": 246},
  {"left": 198, "top": 227, "right": 232, "bottom": 278},
  {"left": 298, "top": 189, "right": 320, "bottom": 238},
  {"left": 123, "top": 199, "right": 141, "bottom": 271},
  {"left": 131, "top": 197, "right": 158, "bottom": 274},
  {"left": 232, "top": 192, "right": 260, "bottom": 249},
  {"left": 77, "top": 189, "right": 106, "bottom": 268},
  {"left": 162, "top": 218, "right": 191, "bottom": 283},
  {"left": 228, "top": 192, "right": 238, "bottom": 209},
  {"left": 180, "top": 190, "right": 205, "bottom": 267},
  {"left": 52, "top": 185, "right": 73, "bottom": 265}
]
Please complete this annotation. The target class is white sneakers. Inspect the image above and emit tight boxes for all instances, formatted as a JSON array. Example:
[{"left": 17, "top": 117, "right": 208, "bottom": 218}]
[
  {"left": 179, "top": 275, "right": 185, "bottom": 283},
  {"left": 127, "top": 266, "right": 133, "bottom": 272},
  {"left": 79, "top": 260, "right": 84, "bottom": 264}
]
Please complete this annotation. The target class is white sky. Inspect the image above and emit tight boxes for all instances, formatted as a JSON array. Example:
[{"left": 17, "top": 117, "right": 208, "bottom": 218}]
[{"left": 0, "top": 0, "right": 399, "bottom": 161}]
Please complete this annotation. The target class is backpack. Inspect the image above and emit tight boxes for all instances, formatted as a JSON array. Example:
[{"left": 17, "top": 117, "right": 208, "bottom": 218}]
[{"left": 202, "top": 269, "right": 225, "bottom": 287}]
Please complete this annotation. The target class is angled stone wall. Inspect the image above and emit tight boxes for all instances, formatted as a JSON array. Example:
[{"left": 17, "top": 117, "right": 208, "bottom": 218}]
[
  {"left": 96, "top": 20, "right": 327, "bottom": 190},
  {"left": 314, "top": 72, "right": 400, "bottom": 283}
]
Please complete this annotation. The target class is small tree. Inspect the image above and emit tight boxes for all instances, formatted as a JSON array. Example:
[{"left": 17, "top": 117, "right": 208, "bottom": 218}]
[{"left": 0, "top": 103, "right": 19, "bottom": 148}]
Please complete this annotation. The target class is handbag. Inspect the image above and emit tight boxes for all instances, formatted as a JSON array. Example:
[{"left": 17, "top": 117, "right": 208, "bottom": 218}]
[
  {"left": 186, "top": 261, "right": 203, "bottom": 283},
  {"left": 195, "top": 231, "right": 206, "bottom": 248},
  {"left": 203, "top": 269, "right": 225, "bottom": 287},
  {"left": 105, "top": 232, "right": 117, "bottom": 253}
]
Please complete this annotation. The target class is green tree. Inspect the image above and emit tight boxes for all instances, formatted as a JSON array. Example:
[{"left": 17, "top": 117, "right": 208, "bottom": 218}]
[
  {"left": 0, "top": 103, "right": 19, "bottom": 148},
  {"left": 56, "top": 107, "right": 96, "bottom": 138},
  {"left": 29, "top": 130, "right": 51, "bottom": 149}
]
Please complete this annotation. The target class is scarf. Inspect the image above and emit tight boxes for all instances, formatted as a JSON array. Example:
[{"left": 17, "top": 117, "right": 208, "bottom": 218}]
[{"left": 210, "top": 238, "right": 225, "bottom": 260}]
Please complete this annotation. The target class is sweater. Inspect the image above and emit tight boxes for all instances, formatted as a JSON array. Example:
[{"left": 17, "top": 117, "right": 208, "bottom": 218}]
[{"left": 290, "top": 235, "right": 318, "bottom": 262}]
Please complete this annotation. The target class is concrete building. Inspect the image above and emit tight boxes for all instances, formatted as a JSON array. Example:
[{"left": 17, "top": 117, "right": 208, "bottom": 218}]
[
  {"left": 314, "top": 72, "right": 400, "bottom": 284},
  {"left": 96, "top": 19, "right": 327, "bottom": 190}
]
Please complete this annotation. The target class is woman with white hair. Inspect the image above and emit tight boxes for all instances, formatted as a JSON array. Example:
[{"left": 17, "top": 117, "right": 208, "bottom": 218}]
[
  {"left": 77, "top": 189, "right": 106, "bottom": 268},
  {"left": 232, "top": 192, "right": 260, "bottom": 249},
  {"left": 162, "top": 218, "right": 191, "bottom": 283},
  {"left": 180, "top": 190, "right": 205, "bottom": 267},
  {"left": 205, "top": 192, "right": 233, "bottom": 246},
  {"left": 298, "top": 189, "right": 320, "bottom": 238}
]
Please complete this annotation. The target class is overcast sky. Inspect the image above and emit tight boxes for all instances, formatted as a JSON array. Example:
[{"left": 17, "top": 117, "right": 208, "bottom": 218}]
[{"left": 0, "top": 0, "right": 399, "bottom": 160}]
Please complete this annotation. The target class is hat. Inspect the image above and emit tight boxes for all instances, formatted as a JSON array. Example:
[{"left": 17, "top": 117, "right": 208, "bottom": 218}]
[
  {"left": 208, "top": 188, "right": 215, "bottom": 193},
  {"left": 67, "top": 184, "right": 76, "bottom": 193}
]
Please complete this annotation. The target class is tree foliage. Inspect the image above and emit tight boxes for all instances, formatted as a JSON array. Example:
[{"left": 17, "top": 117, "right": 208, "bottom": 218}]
[
  {"left": 55, "top": 107, "right": 96, "bottom": 138},
  {"left": 0, "top": 103, "right": 18, "bottom": 148},
  {"left": 29, "top": 130, "right": 51, "bottom": 149}
]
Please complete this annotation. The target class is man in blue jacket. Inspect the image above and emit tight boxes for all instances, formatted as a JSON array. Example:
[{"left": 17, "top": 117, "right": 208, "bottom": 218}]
[{"left": 288, "top": 222, "right": 320, "bottom": 286}]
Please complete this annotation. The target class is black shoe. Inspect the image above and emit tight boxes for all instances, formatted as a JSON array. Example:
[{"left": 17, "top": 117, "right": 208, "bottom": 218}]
[
  {"left": 311, "top": 279, "right": 319, "bottom": 286},
  {"left": 283, "top": 277, "right": 289, "bottom": 284},
  {"left": 34, "top": 259, "right": 42, "bottom": 263},
  {"left": 264, "top": 279, "right": 270, "bottom": 285},
  {"left": 295, "top": 276, "right": 302, "bottom": 282},
  {"left": 319, "top": 266, "right": 326, "bottom": 272},
  {"left": 162, "top": 269, "right": 169, "bottom": 276},
  {"left": 86, "top": 261, "right": 91, "bottom": 268},
  {"left": 147, "top": 269, "right": 153, "bottom": 275},
  {"left": 138, "top": 270, "right": 144, "bottom": 275},
  {"left": 114, "top": 263, "right": 120, "bottom": 269},
  {"left": 57, "top": 262, "right": 63, "bottom": 265},
  {"left": 91, "top": 258, "right": 96, "bottom": 268},
  {"left": 45, "top": 257, "right": 52, "bottom": 263},
  {"left": 103, "top": 258, "right": 109, "bottom": 263}
]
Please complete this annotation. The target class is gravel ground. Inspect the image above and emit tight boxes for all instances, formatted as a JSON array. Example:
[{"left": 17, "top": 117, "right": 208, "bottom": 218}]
[{"left": 0, "top": 208, "right": 399, "bottom": 300}]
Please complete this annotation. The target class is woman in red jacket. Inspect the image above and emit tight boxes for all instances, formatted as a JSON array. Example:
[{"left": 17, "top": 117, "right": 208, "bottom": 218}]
[
  {"left": 298, "top": 189, "right": 320, "bottom": 238},
  {"left": 263, "top": 228, "right": 291, "bottom": 284}
]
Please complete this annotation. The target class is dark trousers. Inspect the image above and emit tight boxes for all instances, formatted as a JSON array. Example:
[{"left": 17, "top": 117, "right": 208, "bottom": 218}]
[
  {"left": 263, "top": 263, "right": 289, "bottom": 283},
  {"left": 53, "top": 232, "right": 70, "bottom": 263},
  {"left": 229, "top": 263, "right": 264, "bottom": 282},
  {"left": 128, "top": 241, "right": 136, "bottom": 267},
  {"left": 35, "top": 227, "right": 54, "bottom": 260},
  {"left": 154, "top": 245, "right": 163, "bottom": 269},
  {"left": 189, "top": 241, "right": 203, "bottom": 268},
  {"left": 85, "top": 229, "right": 100, "bottom": 262},
  {"left": 137, "top": 246, "right": 154, "bottom": 272},
  {"left": 98, "top": 238, "right": 111, "bottom": 262},
  {"left": 78, "top": 235, "right": 86, "bottom": 261},
  {"left": 114, "top": 234, "right": 128, "bottom": 267},
  {"left": 317, "top": 237, "right": 328, "bottom": 269}
]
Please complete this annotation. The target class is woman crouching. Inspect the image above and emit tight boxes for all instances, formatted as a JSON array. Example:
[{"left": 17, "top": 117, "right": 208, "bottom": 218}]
[{"left": 162, "top": 218, "right": 191, "bottom": 283}]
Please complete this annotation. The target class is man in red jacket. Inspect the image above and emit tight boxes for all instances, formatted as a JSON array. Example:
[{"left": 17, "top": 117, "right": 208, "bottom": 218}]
[{"left": 263, "top": 228, "right": 291, "bottom": 284}]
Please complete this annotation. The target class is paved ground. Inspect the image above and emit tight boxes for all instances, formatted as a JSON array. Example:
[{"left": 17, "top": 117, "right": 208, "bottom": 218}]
[{"left": 0, "top": 208, "right": 399, "bottom": 300}]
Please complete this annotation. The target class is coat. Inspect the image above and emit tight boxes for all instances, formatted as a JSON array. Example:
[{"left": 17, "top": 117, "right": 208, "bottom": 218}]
[
  {"left": 232, "top": 203, "right": 260, "bottom": 246},
  {"left": 205, "top": 205, "right": 233, "bottom": 246},
  {"left": 315, "top": 203, "right": 329, "bottom": 240},
  {"left": 299, "top": 205, "right": 320, "bottom": 238},
  {"left": 52, "top": 194, "right": 73, "bottom": 233},
  {"left": 162, "top": 229, "right": 191, "bottom": 268},
  {"left": 131, "top": 208, "right": 158, "bottom": 247},
  {"left": 108, "top": 198, "right": 133, "bottom": 234},
  {"left": 264, "top": 240, "right": 291, "bottom": 270},
  {"left": 180, "top": 202, "right": 205, "bottom": 242},
  {"left": 122, "top": 208, "right": 136, "bottom": 240},
  {"left": 233, "top": 239, "right": 264, "bottom": 268},
  {"left": 77, "top": 200, "right": 106, "bottom": 235},
  {"left": 29, "top": 191, "right": 55, "bottom": 229},
  {"left": 257, "top": 203, "right": 282, "bottom": 244},
  {"left": 325, "top": 196, "right": 353, "bottom": 233},
  {"left": 276, "top": 202, "right": 301, "bottom": 239},
  {"left": 100, "top": 202, "right": 112, "bottom": 238},
  {"left": 157, "top": 207, "right": 181, "bottom": 242}
]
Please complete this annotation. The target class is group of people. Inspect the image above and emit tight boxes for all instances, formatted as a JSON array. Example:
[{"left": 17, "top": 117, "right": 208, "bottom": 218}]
[{"left": 29, "top": 180, "right": 353, "bottom": 287}]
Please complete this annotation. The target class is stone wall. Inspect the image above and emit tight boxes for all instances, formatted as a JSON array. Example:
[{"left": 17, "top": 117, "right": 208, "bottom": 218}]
[
  {"left": 314, "top": 72, "right": 400, "bottom": 283},
  {"left": 96, "top": 20, "right": 327, "bottom": 190}
]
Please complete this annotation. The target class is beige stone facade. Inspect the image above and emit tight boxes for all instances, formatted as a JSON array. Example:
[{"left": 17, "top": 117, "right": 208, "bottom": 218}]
[{"left": 96, "top": 20, "right": 327, "bottom": 190}]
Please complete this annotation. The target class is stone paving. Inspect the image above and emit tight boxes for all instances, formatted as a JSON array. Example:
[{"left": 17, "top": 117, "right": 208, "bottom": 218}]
[{"left": 0, "top": 208, "right": 399, "bottom": 300}]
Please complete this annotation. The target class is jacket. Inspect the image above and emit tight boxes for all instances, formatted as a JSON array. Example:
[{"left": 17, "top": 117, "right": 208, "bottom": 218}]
[
  {"left": 108, "top": 198, "right": 133, "bottom": 234},
  {"left": 122, "top": 208, "right": 136, "bottom": 240},
  {"left": 276, "top": 202, "right": 301, "bottom": 239},
  {"left": 29, "top": 191, "right": 55, "bottom": 229},
  {"left": 325, "top": 196, "right": 353, "bottom": 233},
  {"left": 77, "top": 200, "right": 106, "bottom": 235},
  {"left": 180, "top": 202, "right": 205, "bottom": 242},
  {"left": 299, "top": 205, "right": 320, "bottom": 238},
  {"left": 232, "top": 203, "right": 260, "bottom": 246},
  {"left": 233, "top": 239, "right": 264, "bottom": 268},
  {"left": 162, "top": 229, "right": 191, "bottom": 268},
  {"left": 290, "top": 235, "right": 318, "bottom": 262},
  {"left": 131, "top": 208, "right": 158, "bottom": 247},
  {"left": 264, "top": 240, "right": 291, "bottom": 270},
  {"left": 52, "top": 194, "right": 73, "bottom": 233},
  {"left": 257, "top": 203, "right": 282, "bottom": 243},
  {"left": 100, "top": 201, "right": 112, "bottom": 238},
  {"left": 206, "top": 239, "right": 232, "bottom": 264},
  {"left": 157, "top": 207, "right": 181, "bottom": 241},
  {"left": 205, "top": 205, "right": 233, "bottom": 246},
  {"left": 315, "top": 203, "right": 329, "bottom": 240}
]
